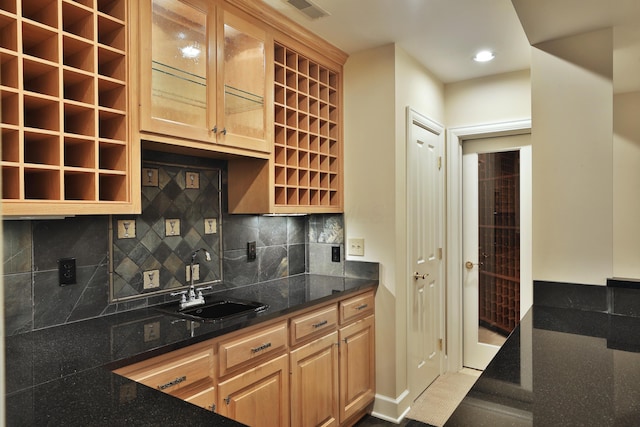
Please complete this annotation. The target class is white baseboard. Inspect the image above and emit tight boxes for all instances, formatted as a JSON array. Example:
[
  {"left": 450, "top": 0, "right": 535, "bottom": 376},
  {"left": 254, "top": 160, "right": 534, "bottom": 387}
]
[{"left": 371, "top": 389, "right": 411, "bottom": 423}]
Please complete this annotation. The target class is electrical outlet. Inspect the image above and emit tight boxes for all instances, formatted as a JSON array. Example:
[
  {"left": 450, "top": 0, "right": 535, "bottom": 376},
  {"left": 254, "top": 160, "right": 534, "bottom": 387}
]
[
  {"left": 143, "top": 269, "right": 160, "bottom": 289},
  {"left": 331, "top": 246, "right": 341, "bottom": 262},
  {"left": 247, "top": 241, "right": 257, "bottom": 261},
  {"left": 58, "top": 258, "right": 77, "bottom": 286},
  {"left": 348, "top": 238, "right": 365, "bottom": 256},
  {"left": 186, "top": 264, "right": 200, "bottom": 282}
]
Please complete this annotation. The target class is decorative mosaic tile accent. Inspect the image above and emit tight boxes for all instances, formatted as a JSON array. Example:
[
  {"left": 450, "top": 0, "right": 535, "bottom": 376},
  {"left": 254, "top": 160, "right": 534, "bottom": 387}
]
[{"left": 111, "top": 160, "right": 222, "bottom": 301}]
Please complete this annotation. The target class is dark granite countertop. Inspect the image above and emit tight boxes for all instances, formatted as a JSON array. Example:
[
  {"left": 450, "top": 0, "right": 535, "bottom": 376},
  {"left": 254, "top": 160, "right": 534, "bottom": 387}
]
[
  {"left": 5, "top": 274, "right": 378, "bottom": 426},
  {"left": 446, "top": 281, "right": 640, "bottom": 426}
]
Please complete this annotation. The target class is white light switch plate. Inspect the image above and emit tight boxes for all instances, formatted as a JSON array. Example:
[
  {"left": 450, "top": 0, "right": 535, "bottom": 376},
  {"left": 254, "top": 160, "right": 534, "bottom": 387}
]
[{"left": 348, "top": 238, "right": 365, "bottom": 256}]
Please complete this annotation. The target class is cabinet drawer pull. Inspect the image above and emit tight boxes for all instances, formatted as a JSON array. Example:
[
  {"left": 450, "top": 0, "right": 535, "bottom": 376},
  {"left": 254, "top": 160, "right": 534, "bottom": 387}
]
[
  {"left": 158, "top": 375, "right": 186, "bottom": 390},
  {"left": 356, "top": 304, "right": 369, "bottom": 310},
  {"left": 312, "top": 320, "right": 328, "bottom": 328},
  {"left": 251, "top": 342, "right": 272, "bottom": 353}
]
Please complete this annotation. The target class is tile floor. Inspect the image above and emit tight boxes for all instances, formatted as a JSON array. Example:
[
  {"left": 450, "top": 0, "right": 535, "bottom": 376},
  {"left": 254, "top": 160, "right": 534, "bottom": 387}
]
[
  {"left": 354, "top": 415, "right": 435, "bottom": 427},
  {"left": 478, "top": 325, "right": 507, "bottom": 346}
]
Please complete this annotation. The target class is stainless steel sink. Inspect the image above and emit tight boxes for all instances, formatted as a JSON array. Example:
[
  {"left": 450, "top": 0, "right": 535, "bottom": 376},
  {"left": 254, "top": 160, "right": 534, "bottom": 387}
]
[{"left": 156, "top": 298, "right": 269, "bottom": 322}]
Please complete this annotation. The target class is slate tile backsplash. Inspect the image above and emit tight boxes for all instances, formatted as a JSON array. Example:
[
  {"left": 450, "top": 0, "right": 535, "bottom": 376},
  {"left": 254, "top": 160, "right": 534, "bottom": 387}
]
[
  {"left": 3, "top": 167, "right": 351, "bottom": 335},
  {"left": 112, "top": 160, "right": 223, "bottom": 300}
]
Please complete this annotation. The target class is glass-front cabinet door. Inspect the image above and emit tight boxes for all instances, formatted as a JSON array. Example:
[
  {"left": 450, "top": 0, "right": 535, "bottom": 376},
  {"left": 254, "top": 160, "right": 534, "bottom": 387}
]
[
  {"left": 216, "top": 10, "right": 270, "bottom": 153},
  {"left": 139, "top": 0, "right": 270, "bottom": 154},
  {"left": 140, "top": 0, "right": 214, "bottom": 141}
]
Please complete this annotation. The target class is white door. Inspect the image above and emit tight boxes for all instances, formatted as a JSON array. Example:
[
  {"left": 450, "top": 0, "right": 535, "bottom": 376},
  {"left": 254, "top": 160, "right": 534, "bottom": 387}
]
[
  {"left": 462, "top": 134, "right": 532, "bottom": 370},
  {"left": 407, "top": 108, "right": 444, "bottom": 402}
]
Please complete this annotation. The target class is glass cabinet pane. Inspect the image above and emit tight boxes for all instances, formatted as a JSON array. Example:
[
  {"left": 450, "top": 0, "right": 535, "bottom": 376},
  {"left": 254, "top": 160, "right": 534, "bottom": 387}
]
[
  {"left": 223, "top": 23, "right": 265, "bottom": 140},
  {"left": 151, "top": 0, "right": 207, "bottom": 128}
]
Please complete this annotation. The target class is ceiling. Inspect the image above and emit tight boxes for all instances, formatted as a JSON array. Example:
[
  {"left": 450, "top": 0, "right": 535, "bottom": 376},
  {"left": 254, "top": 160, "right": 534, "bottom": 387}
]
[
  {"left": 262, "top": 0, "right": 531, "bottom": 83},
  {"left": 262, "top": 0, "right": 640, "bottom": 92}
]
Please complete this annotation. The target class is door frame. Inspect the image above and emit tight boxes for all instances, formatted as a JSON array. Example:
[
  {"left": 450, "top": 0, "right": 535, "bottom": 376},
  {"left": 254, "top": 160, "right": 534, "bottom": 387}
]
[
  {"left": 446, "top": 119, "right": 531, "bottom": 373},
  {"left": 406, "top": 107, "right": 446, "bottom": 398}
]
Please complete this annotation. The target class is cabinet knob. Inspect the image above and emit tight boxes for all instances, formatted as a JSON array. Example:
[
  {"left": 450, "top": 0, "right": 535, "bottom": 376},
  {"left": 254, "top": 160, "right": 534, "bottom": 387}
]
[
  {"left": 212, "top": 125, "right": 217, "bottom": 133},
  {"left": 220, "top": 127, "right": 227, "bottom": 135}
]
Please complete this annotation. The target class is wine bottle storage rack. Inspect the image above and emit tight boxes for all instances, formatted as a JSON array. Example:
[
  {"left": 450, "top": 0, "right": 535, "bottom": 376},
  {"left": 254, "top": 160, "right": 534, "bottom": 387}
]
[
  {"left": 0, "top": 0, "right": 129, "bottom": 209},
  {"left": 273, "top": 42, "right": 341, "bottom": 209},
  {"left": 477, "top": 151, "right": 521, "bottom": 335}
]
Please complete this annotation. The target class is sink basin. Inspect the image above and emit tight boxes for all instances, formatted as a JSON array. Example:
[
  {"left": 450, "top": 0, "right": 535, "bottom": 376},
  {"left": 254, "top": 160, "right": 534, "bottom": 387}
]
[{"left": 156, "top": 298, "right": 269, "bottom": 322}]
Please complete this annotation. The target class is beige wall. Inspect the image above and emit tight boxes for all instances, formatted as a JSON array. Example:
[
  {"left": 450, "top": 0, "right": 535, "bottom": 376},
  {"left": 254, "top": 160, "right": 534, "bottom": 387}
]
[
  {"left": 445, "top": 69, "right": 531, "bottom": 127},
  {"left": 613, "top": 91, "right": 640, "bottom": 278},
  {"left": 343, "top": 44, "right": 444, "bottom": 421},
  {"left": 343, "top": 44, "right": 398, "bottom": 416},
  {"left": 531, "top": 29, "right": 614, "bottom": 285}
]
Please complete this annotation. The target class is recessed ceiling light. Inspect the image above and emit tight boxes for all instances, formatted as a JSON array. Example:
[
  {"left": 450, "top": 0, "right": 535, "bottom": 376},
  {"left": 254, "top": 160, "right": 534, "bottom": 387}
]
[{"left": 473, "top": 50, "right": 495, "bottom": 62}]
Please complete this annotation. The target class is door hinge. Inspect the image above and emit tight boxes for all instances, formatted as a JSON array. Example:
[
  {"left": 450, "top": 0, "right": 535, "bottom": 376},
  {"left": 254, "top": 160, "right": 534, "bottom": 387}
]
[
  {"left": 438, "top": 338, "right": 443, "bottom": 351},
  {"left": 438, "top": 248, "right": 443, "bottom": 260},
  {"left": 438, "top": 156, "right": 442, "bottom": 170}
]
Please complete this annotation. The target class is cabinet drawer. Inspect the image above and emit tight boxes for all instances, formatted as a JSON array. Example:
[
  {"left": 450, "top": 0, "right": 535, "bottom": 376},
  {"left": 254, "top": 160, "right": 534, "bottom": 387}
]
[
  {"left": 340, "top": 291, "right": 375, "bottom": 324},
  {"left": 175, "top": 381, "right": 216, "bottom": 412},
  {"left": 219, "top": 321, "right": 288, "bottom": 376},
  {"left": 115, "top": 343, "right": 214, "bottom": 396},
  {"left": 290, "top": 304, "right": 338, "bottom": 346}
]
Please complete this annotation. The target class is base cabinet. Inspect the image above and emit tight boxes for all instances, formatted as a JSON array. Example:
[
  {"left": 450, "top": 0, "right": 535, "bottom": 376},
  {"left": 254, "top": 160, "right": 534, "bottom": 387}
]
[
  {"left": 217, "top": 353, "right": 290, "bottom": 427},
  {"left": 113, "top": 339, "right": 216, "bottom": 412},
  {"left": 290, "top": 331, "right": 340, "bottom": 427},
  {"left": 114, "top": 289, "right": 375, "bottom": 427},
  {"left": 339, "top": 315, "right": 375, "bottom": 424}
]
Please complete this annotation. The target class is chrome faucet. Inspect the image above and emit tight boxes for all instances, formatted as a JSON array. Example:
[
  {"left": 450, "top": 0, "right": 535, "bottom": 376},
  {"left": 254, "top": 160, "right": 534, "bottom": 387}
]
[{"left": 171, "top": 248, "right": 212, "bottom": 310}]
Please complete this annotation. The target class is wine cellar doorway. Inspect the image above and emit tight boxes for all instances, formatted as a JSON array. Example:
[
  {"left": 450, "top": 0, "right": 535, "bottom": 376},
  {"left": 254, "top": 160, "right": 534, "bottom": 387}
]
[{"left": 477, "top": 150, "right": 520, "bottom": 338}]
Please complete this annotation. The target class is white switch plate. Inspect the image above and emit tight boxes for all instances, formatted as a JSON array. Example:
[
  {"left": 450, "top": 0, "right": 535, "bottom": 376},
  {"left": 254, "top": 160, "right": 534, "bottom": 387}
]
[
  {"left": 348, "top": 238, "right": 365, "bottom": 256},
  {"left": 186, "top": 264, "right": 200, "bottom": 282},
  {"left": 143, "top": 269, "right": 160, "bottom": 289}
]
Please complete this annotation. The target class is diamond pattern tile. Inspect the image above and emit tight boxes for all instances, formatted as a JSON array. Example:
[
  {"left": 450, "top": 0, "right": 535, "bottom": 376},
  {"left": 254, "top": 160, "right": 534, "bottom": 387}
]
[{"left": 112, "top": 162, "right": 222, "bottom": 301}]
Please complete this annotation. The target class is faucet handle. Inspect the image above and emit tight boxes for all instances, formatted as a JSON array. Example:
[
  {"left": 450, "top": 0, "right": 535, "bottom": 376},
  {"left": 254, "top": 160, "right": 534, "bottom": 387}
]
[
  {"left": 195, "top": 286, "right": 212, "bottom": 300},
  {"left": 170, "top": 290, "right": 188, "bottom": 303}
]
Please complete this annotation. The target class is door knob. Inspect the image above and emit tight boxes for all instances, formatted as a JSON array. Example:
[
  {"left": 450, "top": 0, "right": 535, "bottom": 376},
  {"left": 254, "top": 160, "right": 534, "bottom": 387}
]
[
  {"left": 414, "top": 272, "right": 429, "bottom": 280},
  {"left": 465, "top": 261, "right": 482, "bottom": 270}
]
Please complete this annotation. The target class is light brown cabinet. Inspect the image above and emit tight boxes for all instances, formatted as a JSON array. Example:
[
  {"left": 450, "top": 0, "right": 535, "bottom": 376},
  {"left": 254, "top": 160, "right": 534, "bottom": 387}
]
[
  {"left": 0, "top": 0, "right": 139, "bottom": 216},
  {"left": 227, "top": 39, "right": 345, "bottom": 215},
  {"left": 136, "top": 0, "right": 271, "bottom": 155},
  {"left": 217, "top": 321, "right": 288, "bottom": 377},
  {"left": 113, "top": 289, "right": 375, "bottom": 426},
  {"left": 290, "top": 331, "right": 340, "bottom": 427},
  {"left": 217, "top": 353, "right": 290, "bottom": 427},
  {"left": 114, "top": 338, "right": 216, "bottom": 411},
  {"left": 338, "top": 315, "right": 375, "bottom": 424},
  {"left": 289, "top": 292, "right": 375, "bottom": 427}
]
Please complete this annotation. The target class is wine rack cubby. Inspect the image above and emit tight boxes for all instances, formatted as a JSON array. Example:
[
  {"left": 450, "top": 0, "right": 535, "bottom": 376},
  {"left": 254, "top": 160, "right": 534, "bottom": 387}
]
[
  {"left": 273, "top": 42, "right": 342, "bottom": 211},
  {"left": 0, "top": 0, "right": 131, "bottom": 214},
  {"left": 478, "top": 151, "right": 521, "bottom": 336}
]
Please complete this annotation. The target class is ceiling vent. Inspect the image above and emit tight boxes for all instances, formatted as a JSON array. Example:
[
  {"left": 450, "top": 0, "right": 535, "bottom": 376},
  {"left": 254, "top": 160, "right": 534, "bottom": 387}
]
[{"left": 285, "top": 0, "right": 330, "bottom": 20}]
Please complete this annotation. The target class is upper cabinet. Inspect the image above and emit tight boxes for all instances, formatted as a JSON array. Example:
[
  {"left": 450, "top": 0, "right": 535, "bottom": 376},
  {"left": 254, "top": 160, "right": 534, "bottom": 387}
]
[
  {"left": 134, "top": 0, "right": 347, "bottom": 214},
  {"left": 225, "top": 1, "right": 347, "bottom": 214},
  {"left": 138, "top": 0, "right": 271, "bottom": 155},
  {"left": 0, "top": 0, "right": 139, "bottom": 217}
]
